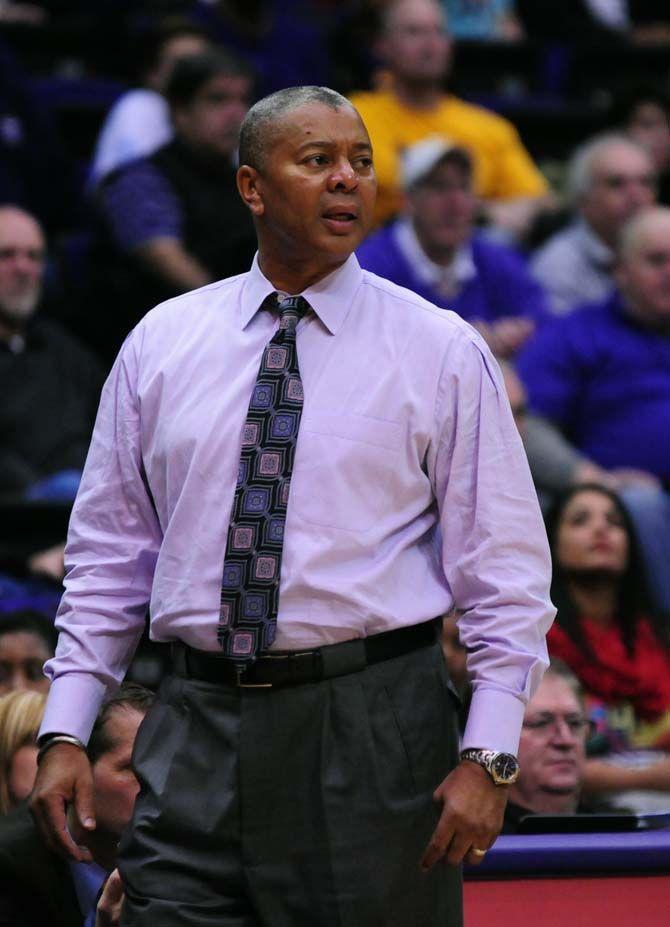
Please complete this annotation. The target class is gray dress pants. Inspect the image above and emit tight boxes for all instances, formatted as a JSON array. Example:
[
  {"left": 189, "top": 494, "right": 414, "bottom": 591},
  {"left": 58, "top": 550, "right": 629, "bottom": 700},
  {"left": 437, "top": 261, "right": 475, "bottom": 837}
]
[{"left": 119, "top": 640, "right": 462, "bottom": 926}]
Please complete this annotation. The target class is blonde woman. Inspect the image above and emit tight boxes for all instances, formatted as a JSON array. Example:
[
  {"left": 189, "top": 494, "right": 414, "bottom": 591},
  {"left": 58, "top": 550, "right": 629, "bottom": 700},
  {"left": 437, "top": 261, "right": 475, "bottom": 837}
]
[{"left": 0, "top": 690, "right": 46, "bottom": 814}]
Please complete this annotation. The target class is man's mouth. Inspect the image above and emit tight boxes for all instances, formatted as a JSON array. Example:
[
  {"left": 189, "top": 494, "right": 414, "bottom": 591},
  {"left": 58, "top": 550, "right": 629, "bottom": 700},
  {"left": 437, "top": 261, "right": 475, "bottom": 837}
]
[{"left": 322, "top": 208, "right": 358, "bottom": 230}]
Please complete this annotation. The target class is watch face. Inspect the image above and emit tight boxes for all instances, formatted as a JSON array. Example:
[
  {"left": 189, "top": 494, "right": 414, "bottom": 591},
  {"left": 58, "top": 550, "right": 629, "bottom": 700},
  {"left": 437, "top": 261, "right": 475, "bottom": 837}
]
[{"left": 492, "top": 753, "right": 519, "bottom": 783}]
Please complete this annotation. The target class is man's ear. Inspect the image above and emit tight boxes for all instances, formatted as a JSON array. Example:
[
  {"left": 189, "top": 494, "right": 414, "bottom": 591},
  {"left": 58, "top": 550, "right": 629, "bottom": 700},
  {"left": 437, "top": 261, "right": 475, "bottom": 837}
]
[{"left": 237, "top": 165, "right": 264, "bottom": 217}]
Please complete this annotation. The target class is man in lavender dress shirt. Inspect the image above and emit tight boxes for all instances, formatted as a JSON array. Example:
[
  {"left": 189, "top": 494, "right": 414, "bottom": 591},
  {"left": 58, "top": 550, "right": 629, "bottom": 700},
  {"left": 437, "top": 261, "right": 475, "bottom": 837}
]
[{"left": 31, "top": 86, "right": 554, "bottom": 926}]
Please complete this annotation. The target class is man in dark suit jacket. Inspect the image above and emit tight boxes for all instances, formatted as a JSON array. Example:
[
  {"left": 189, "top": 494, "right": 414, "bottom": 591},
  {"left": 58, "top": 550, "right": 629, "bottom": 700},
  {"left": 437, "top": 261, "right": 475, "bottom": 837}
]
[
  {"left": 0, "top": 803, "right": 83, "bottom": 926},
  {"left": 0, "top": 683, "right": 153, "bottom": 926}
]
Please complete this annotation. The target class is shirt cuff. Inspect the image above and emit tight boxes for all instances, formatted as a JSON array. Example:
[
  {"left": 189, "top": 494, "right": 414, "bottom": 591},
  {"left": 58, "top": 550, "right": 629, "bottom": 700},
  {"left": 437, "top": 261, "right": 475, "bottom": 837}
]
[
  {"left": 39, "top": 674, "right": 109, "bottom": 745},
  {"left": 461, "top": 686, "right": 527, "bottom": 755}
]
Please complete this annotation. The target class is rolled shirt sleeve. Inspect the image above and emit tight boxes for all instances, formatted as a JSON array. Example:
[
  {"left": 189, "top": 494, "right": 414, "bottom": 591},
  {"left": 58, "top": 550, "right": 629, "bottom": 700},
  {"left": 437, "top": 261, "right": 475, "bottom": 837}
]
[
  {"left": 40, "top": 329, "right": 163, "bottom": 743},
  {"left": 430, "top": 333, "right": 555, "bottom": 754}
]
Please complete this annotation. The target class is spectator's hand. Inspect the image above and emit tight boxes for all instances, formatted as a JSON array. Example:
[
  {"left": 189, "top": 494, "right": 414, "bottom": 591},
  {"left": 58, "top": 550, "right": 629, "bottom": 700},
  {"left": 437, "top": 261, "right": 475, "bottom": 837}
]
[
  {"left": 30, "top": 743, "right": 96, "bottom": 862},
  {"left": 27, "top": 543, "right": 66, "bottom": 581},
  {"left": 473, "top": 317, "right": 534, "bottom": 358},
  {"left": 571, "top": 462, "right": 661, "bottom": 492},
  {"left": 607, "top": 468, "right": 662, "bottom": 491},
  {"left": 420, "top": 761, "right": 508, "bottom": 870},
  {"left": 96, "top": 869, "right": 125, "bottom": 927},
  {"left": 584, "top": 755, "right": 670, "bottom": 793},
  {"left": 572, "top": 460, "right": 611, "bottom": 486}
]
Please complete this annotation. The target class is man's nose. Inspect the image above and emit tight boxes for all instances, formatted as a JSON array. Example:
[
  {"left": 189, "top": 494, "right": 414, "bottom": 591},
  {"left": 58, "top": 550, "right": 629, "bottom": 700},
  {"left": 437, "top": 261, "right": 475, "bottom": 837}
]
[
  {"left": 550, "top": 718, "right": 579, "bottom": 743},
  {"left": 13, "top": 254, "right": 38, "bottom": 276},
  {"left": 329, "top": 159, "right": 358, "bottom": 190}
]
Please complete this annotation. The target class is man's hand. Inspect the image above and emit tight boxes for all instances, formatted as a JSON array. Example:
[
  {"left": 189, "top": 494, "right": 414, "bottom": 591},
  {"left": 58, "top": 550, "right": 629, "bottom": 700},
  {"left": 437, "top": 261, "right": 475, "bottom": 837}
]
[
  {"left": 30, "top": 743, "right": 96, "bottom": 861},
  {"left": 472, "top": 317, "right": 535, "bottom": 358},
  {"left": 420, "top": 761, "right": 508, "bottom": 871},
  {"left": 96, "top": 869, "right": 125, "bottom": 927}
]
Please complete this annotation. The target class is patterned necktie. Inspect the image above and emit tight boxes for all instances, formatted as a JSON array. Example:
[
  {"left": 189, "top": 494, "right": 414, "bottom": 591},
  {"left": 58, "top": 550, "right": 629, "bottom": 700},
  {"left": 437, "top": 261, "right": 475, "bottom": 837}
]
[{"left": 217, "top": 293, "right": 308, "bottom": 668}]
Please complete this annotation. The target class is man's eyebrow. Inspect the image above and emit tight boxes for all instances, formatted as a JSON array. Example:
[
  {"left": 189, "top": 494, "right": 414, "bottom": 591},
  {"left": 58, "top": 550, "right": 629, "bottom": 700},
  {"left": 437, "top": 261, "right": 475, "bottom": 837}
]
[{"left": 296, "top": 139, "right": 372, "bottom": 152}]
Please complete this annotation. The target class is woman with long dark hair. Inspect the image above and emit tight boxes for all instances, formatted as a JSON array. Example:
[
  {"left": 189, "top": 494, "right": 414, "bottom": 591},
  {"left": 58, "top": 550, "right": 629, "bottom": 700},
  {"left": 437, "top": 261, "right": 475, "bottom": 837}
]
[{"left": 546, "top": 483, "right": 670, "bottom": 751}]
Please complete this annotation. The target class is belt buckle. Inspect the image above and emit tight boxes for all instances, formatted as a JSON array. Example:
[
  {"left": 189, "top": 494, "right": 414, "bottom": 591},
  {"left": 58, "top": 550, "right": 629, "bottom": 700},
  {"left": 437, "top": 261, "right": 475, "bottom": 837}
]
[{"left": 235, "top": 668, "right": 272, "bottom": 689}]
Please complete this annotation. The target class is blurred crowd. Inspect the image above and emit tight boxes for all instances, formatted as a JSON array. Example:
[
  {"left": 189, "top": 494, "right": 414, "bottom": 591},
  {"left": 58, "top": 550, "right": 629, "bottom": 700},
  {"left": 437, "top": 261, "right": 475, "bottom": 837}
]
[{"left": 1, "top": 1, "right": 670, "bottom": 914}]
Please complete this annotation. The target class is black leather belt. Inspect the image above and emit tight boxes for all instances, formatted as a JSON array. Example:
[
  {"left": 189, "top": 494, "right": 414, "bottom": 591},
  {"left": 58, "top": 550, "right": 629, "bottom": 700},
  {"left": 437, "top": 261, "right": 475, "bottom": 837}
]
[{"left": 172, "top": 619, "right": 439, "bottom": 689}]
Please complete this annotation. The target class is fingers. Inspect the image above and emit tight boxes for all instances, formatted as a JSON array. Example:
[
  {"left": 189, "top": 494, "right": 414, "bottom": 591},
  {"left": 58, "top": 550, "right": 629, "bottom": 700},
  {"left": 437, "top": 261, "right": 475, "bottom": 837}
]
[
  {"left": 74, "top": 776, "right": 97, "bottom": 832},
  {"left": 420, "top": 809, "right": 455, "bottom": 872},
  {"left": 421, "top": 810, "right": 492, "bottom": 870},
  {"left": 30, "top": 745, "right": 95, "bottom": 862},
  {"left": 32, "top": 793, "right": 93, "bottom": 862},
  {"left": 96, "top": 869, "right": 125, "bottom": 927}
]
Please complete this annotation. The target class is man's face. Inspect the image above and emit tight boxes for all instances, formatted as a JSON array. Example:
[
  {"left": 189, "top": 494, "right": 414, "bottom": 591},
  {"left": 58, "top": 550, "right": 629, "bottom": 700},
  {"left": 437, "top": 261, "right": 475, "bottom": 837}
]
[
  {"left": 408, "top": 158, "right": 476, "bottom": 255},
  {"left": 92, "top": 707, "right": 144, "bottom": 841},
  {"left": 381, "top": 0, "right": 451, "bottom": 85},
  {"left": 173, "top": 73, "right": 251, "bottom": 159},
  {"left": 0, "top": 631, "right": 51, "bottom": 695},
  {"left": 616, "top": 215, "right": 670, "bottom": 324},
  {"left": 510, "top": 676, "right": 587, "bottom": 814},
  {"left": 247, "top": 102, "right": 376, "bottom": 270},
  {"left": 0, "top": 210, "right": 45, "bottom": 329},
  {"left": 581, "top": 144, "right": 656, "bottom": 244}
]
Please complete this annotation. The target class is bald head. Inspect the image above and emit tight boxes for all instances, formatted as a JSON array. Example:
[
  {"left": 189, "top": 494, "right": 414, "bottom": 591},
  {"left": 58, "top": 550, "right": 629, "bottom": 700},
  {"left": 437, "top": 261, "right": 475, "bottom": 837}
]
[
  {"left": 239, "top": 86, "right": 354, "bottom": 172},
  {"left": 567, "top": 133, "right": 656, "bottom": 246},
  {"left": 615, "top": 206, "right": 670, "bottom": 324},
  {"left": 0, "top": 206, "right": 45, "bottom": 334},
  {"left": 619, "top": 205, "right": 670, "bottom": 259}
]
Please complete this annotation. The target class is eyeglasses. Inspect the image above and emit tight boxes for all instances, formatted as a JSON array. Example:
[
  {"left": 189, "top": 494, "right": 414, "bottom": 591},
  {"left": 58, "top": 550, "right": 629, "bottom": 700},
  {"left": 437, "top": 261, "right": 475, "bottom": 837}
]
[{"left": 522, "top": 713, "right": 592, "bottom": 738}]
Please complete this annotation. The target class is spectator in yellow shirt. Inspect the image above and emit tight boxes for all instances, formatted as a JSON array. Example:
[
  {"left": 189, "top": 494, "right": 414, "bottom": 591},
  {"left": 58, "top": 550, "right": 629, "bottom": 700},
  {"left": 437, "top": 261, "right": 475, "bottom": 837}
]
[{"left": 350, "top": 0, "right": 552, "bottom": 235}]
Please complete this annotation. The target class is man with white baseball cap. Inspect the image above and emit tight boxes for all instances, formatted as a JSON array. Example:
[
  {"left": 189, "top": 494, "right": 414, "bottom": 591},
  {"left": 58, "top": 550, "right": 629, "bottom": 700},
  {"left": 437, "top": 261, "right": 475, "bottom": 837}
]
[{"left": 357, "top": 135, "right": 549, "bottom": 357}]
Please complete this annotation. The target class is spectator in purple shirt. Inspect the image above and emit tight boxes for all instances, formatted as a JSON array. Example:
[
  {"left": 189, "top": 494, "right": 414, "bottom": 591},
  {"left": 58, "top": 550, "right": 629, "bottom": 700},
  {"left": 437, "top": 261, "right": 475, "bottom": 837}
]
[
  {"left": 517, "top": 206, "right": 670, "bottom": 612},
  {"left": 357, "top": 136, "right": 549, "bottom": 358}
]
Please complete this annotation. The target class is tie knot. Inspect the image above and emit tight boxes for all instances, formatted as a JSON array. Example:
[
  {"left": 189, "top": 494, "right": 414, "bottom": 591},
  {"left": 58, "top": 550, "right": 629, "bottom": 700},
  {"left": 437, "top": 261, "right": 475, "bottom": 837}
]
[{"left": 276, "top": 294, "right": 309, "bottom": 333}]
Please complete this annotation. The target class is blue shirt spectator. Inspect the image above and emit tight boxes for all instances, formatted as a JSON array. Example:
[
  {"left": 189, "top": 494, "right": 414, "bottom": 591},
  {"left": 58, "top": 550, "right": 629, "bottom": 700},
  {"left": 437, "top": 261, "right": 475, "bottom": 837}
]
[
  {"left": 517, "top": 289, "right": 670, "bottom": 481},
  {"left": 357, "top": 136, "right": 548, "bottom": 357},
  {"left": 358, "top": 223, "right": 548, "bottom": 329}
]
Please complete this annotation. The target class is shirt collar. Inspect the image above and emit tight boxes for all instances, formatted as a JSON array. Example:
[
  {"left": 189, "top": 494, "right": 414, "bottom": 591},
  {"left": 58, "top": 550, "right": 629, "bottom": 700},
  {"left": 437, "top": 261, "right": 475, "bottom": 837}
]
[
  {"left": 393, "top": 218, "right": 476, "bottom": 289},
  {"left": 575, "top": 219, "right": 613, "bottom": 269},
  {"left": 239, "top": 252, "right": 363, "bottom": 335},
  {"left": 68, "top": 859, "right": 108, "bottom": 919}
]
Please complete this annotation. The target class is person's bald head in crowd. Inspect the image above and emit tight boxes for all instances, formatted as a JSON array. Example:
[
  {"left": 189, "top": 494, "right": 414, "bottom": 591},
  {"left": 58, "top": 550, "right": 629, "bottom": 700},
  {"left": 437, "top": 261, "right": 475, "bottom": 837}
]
[
  {"left": 567, "top": 134, "right": 656, "bottom": 249},
  {"left": 0, "top": 206, "right": 46, "bottom": 338},
  {"left": 237, "top": 86, "right": 376, "bottom": 292},
  {"left": 615, "top": 206, "right": 670, "bottom": 328}
]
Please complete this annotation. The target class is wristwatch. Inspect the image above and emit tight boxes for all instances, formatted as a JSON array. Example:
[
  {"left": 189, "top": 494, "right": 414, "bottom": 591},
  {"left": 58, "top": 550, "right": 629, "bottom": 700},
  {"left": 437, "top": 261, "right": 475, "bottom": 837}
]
[{"left": 460, "top": 748, "right": 520, "bottom": 786}]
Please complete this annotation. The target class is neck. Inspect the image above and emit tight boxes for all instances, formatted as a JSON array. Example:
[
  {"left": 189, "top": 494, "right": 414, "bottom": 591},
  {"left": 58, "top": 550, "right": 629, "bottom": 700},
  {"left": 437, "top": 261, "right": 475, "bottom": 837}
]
[
  {"left": 585, "top": 218, "right": 615, "bottom": 251},
  {"left": 414, "top": 225, "right": 457, "bottom": 266},
  {"left": 566, "top": 575, "right": 619, "bottom": 627},
  {"left": 392, "top": 76, "right": 443, "bottom": 110},
  {"left": 622, "top": 297, "right": 670, "bottom": 334},
  {"left": 509, "top": 787, "right": 580, "bottom": 816},
  {"left": 257, "top": 247, "right": 346, "bottom": 294}
]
